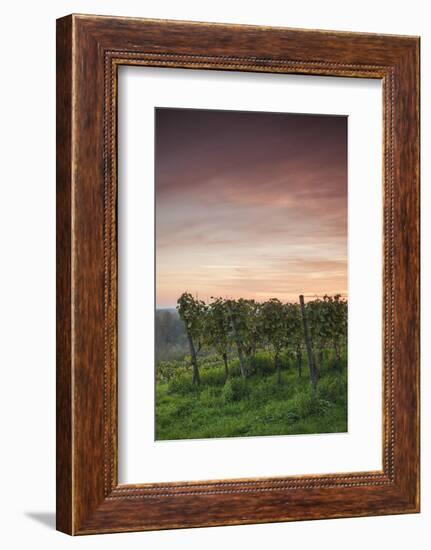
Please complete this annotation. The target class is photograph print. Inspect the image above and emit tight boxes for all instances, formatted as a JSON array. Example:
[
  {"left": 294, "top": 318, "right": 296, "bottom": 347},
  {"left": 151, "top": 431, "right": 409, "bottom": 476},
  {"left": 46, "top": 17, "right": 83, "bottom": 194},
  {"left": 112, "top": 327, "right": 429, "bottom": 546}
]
[{"left": 155, "top": 107, "right": 348, "bottom": 441}]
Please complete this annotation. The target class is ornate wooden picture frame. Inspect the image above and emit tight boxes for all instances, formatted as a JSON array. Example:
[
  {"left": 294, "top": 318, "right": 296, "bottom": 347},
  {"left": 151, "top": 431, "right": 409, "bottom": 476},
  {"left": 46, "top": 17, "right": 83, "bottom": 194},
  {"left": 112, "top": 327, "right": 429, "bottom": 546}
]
[{"left": 56, "top": 14, "right": 420, "bottom": 535}]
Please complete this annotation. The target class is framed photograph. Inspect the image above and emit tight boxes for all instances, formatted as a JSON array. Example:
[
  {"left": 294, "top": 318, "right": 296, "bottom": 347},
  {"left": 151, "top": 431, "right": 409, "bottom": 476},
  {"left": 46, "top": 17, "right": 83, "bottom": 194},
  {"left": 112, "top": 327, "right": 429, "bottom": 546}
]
[{"left": 56, "top": 14, "right": 420, "bottom": 535}]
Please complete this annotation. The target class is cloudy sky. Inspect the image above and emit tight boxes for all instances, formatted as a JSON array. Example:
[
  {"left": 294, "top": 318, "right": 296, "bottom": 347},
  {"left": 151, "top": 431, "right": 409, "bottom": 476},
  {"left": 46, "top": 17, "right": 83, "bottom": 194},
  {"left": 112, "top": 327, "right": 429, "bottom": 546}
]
[{"left": 155, "top": 107, "right": 347, "bottom": 308}]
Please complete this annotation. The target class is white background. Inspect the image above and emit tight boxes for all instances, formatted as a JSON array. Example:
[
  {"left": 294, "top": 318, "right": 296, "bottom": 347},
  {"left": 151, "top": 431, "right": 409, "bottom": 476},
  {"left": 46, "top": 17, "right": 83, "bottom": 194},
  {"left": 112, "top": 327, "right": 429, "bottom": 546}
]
[
  {"left": 0, "top": 1, "right": 428, "bottom": 548},
  {"left": 118, "top": 67, "right": 382, "bottom": 483}
]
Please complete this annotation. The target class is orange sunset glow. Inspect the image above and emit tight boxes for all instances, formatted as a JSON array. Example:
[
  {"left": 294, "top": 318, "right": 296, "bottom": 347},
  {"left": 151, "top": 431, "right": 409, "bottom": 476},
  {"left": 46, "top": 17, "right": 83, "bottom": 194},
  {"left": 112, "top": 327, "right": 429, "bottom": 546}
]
[{"left": 155, "top": 108, "right": 347, "bottom": 308}]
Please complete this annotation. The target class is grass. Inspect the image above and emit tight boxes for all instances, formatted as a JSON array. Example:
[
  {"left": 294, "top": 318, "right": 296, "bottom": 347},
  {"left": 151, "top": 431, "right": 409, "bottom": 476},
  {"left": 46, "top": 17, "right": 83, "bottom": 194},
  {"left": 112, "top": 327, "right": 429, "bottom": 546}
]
[{"left": 155, "top": 351, "right": 347, "bottom": 440}]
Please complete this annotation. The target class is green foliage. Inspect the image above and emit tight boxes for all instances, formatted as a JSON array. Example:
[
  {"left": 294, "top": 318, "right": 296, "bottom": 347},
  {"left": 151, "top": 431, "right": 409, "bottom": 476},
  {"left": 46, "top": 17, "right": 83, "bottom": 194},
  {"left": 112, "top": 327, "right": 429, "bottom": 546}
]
[
  {"left": 288, "top": 389, "right": 332, "bottom": 419},
  {"left": 156, "top": 350, "right": 347, "bottom": 440},
  {"left": 249, "top": 375, "right": 293, "bottom": 403},
  {"left": 200, "top": 366, "right": 226, "bottom": 387},
  {"left": 221, "top": 377, "right": 250, "bottom": 404},
  {"left": 167, "top": 373, "right": 196, "bottom": 396},
  {"left": 318, "top": 372, "right": 347, "bottom": 406},
  {"left": 204, "top": 297, "right": 232, "bottom": 357},
  {"left": 199, "top": 386, "right": 222, "bottom": 407},
  {"left": 157, "top": 359, "right": 190, "bottom": 384},
  {"left": 283, "top": 302, "right": 303, "bottom": 353},
  {"left": 155, "top": 293, "right": 348, "bottom": 440},
  {"left": 260, "top": 298, "right": 287, "bottom": 353},
  {"left": 226, "top": 298, "right": 261, "bottom": 361},
  {"left": 177, "top": 292, "right": 206, "bottom": 384},
  {"left": 171, "top": 293, "right": 347, "bottom": 388},
  {"left": 306, "top": 294, "right": 347, "bottom": 351},
  {"left": 248, "top": 351, "right": 276, "bottom": 376},
  {"left": 177, "top": 292, "right": 206, "bottom": 338}
]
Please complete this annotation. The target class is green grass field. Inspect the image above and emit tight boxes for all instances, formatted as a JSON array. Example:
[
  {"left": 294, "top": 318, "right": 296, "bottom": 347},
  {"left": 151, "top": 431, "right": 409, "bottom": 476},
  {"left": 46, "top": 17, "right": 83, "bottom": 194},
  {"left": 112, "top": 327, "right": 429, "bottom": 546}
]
[{"left": 155, "top": 351, "right": 347, "bottom": 440}]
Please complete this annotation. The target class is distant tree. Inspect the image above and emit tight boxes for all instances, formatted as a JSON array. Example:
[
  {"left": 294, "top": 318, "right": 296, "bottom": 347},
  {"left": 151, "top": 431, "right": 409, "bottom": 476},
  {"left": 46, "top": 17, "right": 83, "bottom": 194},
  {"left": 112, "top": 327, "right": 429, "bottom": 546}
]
[
  {"left": 159, "top": 310, "right": 174, "bottom": 345},
  {"left": 155, "top": 309, "right": 188, "bottom": 362},
  {"left": 177, "top": 292, "right": 205, "bottom": 385}
]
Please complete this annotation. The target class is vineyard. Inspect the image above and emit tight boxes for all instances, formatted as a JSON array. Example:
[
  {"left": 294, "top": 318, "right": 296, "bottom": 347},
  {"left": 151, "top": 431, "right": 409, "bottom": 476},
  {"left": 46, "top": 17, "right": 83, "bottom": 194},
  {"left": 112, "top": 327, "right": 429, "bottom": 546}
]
[{"left": 156, "top": 293, "right": 348, "bottom": 440}]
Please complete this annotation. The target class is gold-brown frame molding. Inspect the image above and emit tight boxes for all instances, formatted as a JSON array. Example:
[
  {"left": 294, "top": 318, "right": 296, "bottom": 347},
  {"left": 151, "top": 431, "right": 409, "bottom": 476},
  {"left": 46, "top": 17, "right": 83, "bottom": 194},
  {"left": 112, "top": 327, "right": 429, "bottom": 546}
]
[{"left": 56, "top": 14, "right": 420, "bottom": 534}]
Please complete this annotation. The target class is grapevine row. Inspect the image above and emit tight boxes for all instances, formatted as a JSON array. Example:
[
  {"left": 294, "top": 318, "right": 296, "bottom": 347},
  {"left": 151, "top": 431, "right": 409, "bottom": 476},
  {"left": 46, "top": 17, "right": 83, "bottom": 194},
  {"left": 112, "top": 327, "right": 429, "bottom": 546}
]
[{"left": 177, "top": 292, "right": 347, "bottom": 390}]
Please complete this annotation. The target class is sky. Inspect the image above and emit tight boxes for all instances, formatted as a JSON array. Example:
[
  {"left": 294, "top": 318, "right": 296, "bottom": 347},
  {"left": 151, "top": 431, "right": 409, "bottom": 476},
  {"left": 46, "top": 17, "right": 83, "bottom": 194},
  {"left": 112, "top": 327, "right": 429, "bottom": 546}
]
[{"left": 155, "top": 107, "right": 347, "bottom": 308}]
